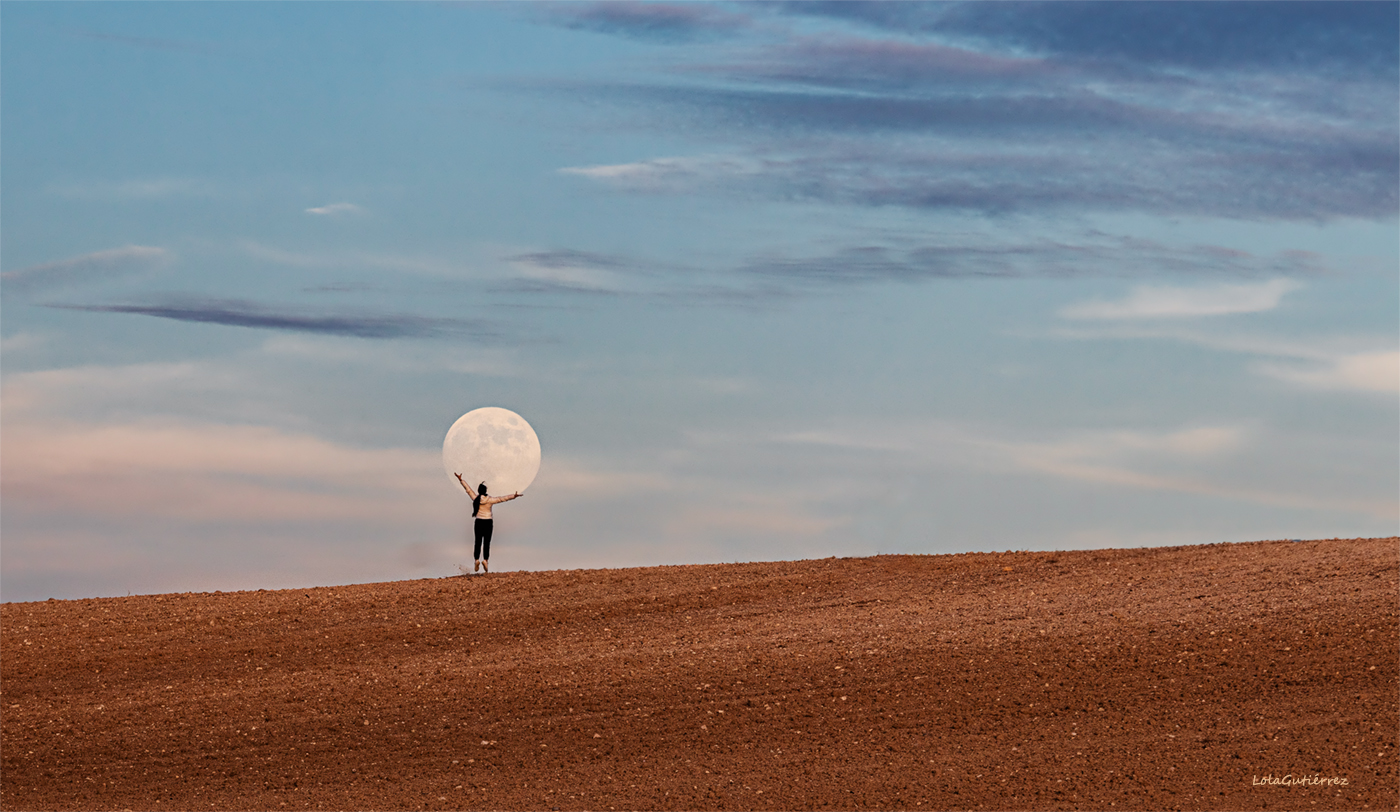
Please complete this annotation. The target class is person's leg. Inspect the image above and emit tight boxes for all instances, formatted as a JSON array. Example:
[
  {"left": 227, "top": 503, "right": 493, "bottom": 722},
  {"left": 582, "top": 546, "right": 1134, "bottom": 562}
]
[
  {"left": 473, "top": 519, "right": 486, "bottom": 562},
  {"left": 481, "top": 519, "right": 493, "bottom": 563}
]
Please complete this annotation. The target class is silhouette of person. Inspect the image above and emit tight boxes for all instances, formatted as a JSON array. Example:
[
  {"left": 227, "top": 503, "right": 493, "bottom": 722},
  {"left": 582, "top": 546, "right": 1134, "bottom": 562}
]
[{"left": 455, "top": 473, "right": 520, "bottom": 573}]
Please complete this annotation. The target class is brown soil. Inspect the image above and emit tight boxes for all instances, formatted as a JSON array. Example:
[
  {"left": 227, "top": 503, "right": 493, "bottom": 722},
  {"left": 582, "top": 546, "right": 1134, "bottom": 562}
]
[{"left": 3, "top": 538, "right": 1397, "bottom": 811}]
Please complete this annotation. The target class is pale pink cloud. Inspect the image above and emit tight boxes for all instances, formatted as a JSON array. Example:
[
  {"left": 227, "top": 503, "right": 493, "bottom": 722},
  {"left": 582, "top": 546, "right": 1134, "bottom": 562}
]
[
  {"left": 2, "top": 418, "right": 444, "bottom": 523},
  {"left": 1256, "top": 350, "right": 1399, "bottom": 394},
  {"left": 2, "top": 359, "right": 450, "bottom": 526},
  {"left": 1059, "top": 278, "right": 1301, "bottom": 320}
]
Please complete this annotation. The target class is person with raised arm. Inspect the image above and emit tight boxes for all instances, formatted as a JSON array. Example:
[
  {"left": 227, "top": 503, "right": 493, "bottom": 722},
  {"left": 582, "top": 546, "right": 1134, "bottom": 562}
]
[{"left": 455, "top": 473, "right": 520, "bottom": 573}]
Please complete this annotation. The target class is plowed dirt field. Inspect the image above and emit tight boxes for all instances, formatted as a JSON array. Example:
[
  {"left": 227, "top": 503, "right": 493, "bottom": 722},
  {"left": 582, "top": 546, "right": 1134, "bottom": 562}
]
[{"left": 3, "top": 538, "right": 1397, "bottom": 811}]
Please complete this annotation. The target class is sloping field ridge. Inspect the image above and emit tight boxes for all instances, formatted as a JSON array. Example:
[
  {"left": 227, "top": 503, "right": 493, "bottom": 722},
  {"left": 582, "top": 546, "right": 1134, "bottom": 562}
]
[{"left": 3, "top": 537, "right": 1397, "bottom": 811}]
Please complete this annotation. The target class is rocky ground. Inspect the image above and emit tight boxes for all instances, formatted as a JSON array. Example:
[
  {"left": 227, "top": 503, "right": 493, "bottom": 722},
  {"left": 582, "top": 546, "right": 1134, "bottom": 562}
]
[{"left": 3, "top": 537, "right": 1397, "bottom": 811}]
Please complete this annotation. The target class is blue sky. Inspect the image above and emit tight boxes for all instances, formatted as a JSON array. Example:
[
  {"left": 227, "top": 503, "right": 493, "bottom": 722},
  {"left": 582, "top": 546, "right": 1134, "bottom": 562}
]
[{"left": 3, "top": 1, "right": 1396, "bottom": 602}]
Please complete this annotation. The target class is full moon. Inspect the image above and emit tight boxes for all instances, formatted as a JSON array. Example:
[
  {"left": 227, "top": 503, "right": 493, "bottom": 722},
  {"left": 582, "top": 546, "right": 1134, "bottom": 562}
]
[{"left": 442, "top": 407, "right": 541, "bottom": 495}]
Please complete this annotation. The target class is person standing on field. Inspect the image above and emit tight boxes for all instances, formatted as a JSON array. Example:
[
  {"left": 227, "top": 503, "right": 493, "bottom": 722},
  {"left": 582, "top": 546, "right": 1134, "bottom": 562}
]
[{"left": 455, "top": 472, "right": 520, "bottom": 573}]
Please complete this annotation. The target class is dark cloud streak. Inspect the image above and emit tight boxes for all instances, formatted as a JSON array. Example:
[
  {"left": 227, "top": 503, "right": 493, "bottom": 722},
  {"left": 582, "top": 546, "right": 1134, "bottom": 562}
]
[
  {"left": 542, "top": 2, "right": 750, "bottom": 42},
  {"left": 47, "top": 298, "right": 490, "bottom": 340},
  {"left": 570, "top": 141, "right": 1396, "bottom": 220},
  {"left": 932, "top": 1, "right": 1399, "bottom": 77},
  {"left": 781, "top": 1, "right": 1398, "bottom": 77},
  {"left": 496, "top": 236, "right": 1331, "bottom": 304},
  {"left": 507, "top": 248, "right": 634, "bottom": 272},
  {"left": 537, "top": 2, "right": 1397, "bottom": 221},
  {"left": 740, "top": 237, "right": 1331, "bottom": 288},
  {"left": 562, "top": 39, "right": 1394, "bottom": 219},
  {"left": 608, "top": 81, "right": 1394, "bottom": 155}
]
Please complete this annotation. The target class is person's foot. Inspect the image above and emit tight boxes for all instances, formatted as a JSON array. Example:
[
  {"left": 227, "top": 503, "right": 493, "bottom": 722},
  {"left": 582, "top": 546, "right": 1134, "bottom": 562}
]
[
  {"left": 482, "top": 559, "right": 489, "bottom": 573},
  {"left": 474, "top": 560, "right": 480, "bottom": 572}
]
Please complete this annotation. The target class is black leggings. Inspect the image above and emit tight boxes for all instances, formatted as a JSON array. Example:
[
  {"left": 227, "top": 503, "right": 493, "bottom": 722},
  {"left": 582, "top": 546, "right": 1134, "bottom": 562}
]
[{"left": 473, "top": 518, "right": 493, "bottom": 561}]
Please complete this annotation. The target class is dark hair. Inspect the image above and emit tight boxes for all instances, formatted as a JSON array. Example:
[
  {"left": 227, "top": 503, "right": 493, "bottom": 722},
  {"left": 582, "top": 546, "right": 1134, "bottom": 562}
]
[{"left": 472, "top": 482, "right": 487, "bottom": 517}]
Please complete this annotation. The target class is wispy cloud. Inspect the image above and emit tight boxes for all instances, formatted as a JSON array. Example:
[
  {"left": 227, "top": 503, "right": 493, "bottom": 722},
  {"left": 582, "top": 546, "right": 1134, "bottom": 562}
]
[
  {"left": 560, "top": 154, "right": 762, "bottom": 193},
  {"left": 0, "top": 331, "right": 46, "bottom": 354},
  {"left": 541, "top": 2, "right": 750, "bottom": 42},
  {"left": 748, "top": 240, "right": 1324, "bottom": 288},
  {"left": 506, "top": 249, "right": 647, "bottom": 293},
  {"left": 0, "top": 359, "right": 446, "bottom": 527},
  {"left": 777, "top": 419, "right": 1249, "bottom": 468},
  {"left": 63, "top": 26, "right": 223, "bottom": 55},
  {"left": 989, "top": 425, "right": 1246, "bottom": 489},
  {"left": 1050, "top": 320, "right": 1398, "bottom": 396},
  {"left": 46, "top": 297, "right": 491, "bottom": 340},
  {"left": 512, "top": 232, "right": 1327, "bottom": 298},
  {"left": 778, "top": 417, "right": 1396, "bottom": 518},
  {"left": 1256, "top": 350, "right": 1399, "bottom": 395},
  {"left": 0, "top": 360, "right": 245, "bottom": 424},
  {"left": 2, "top": 417, "right": 441, "bottom": 524},
  {"left": 984, "top": 424, "right": 1391, "bottom": 517},
  {"left": 1, "top": 245, "right": 171, "bottom": 294},
  {"left": 782, "top": 2, "right": 1398, "bottom": 76},
  {"left": 922, "top": 2, "right": 1399, "bottom": 76},
  {"left": 562, "top": 127, "right": 1394, "bottom": 219},
  {"left": 541, "top": 2, "right": 1396, "bottom": 220},
  {"left": 304, "top": 202, "right": 364, "bottom": 216},
  {"left": 508, "top": 248, "right": 631, "bottom": 271},
  {"left": 0, "top": 391, "right": 455, "bottom": 599},
  {"left": 258, "top": 334, "right": 528, "bottom": 378},
  {"left": 1060, "top": 279, "right": 1302, "bottom": 320},
  {"left": 47, "top": 177, "right": 215, "bottom": 201},
  {"left": 240, "top": 241, "right": 474, "bottom": 277}
]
